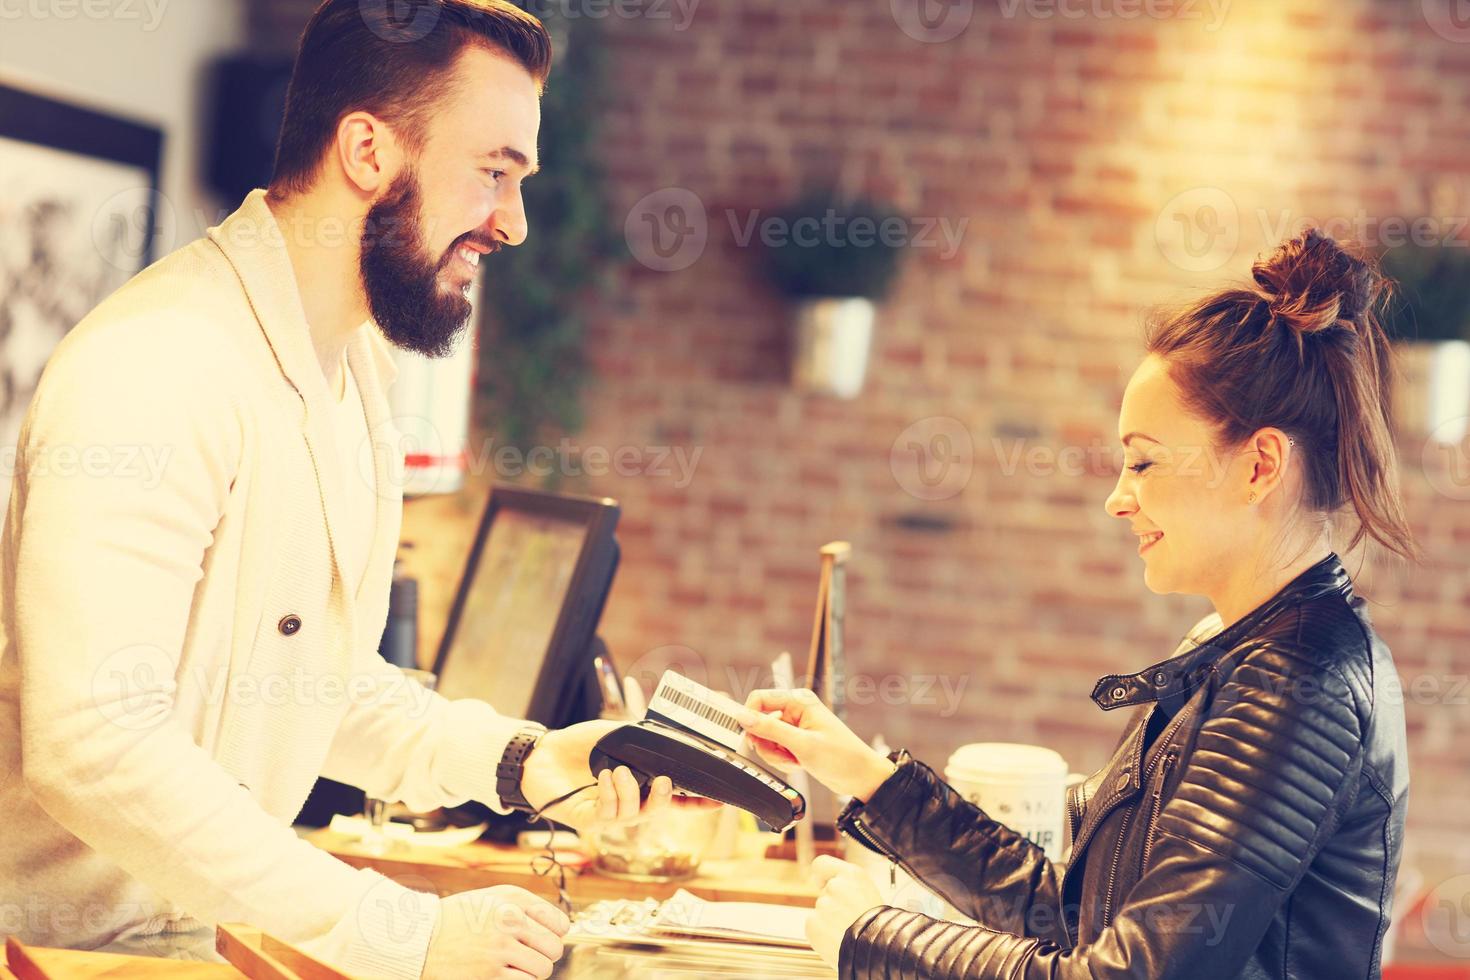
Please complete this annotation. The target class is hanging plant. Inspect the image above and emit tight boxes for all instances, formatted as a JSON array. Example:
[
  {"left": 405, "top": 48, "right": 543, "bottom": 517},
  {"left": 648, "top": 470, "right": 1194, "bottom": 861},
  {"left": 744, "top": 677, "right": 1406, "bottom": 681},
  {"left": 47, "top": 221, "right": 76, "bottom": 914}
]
[
  {"left": 1379, "top": 242, "right": 1470, "bottom": 343},
  {"left": 1378, "top": 240, "right": 1470, "bottom": 444},
  {"left": 760, "top": 189, "right": 908, "bottom": 300},
  {"left": 759, "top": 189, "right": 909, "bottom": 398}
]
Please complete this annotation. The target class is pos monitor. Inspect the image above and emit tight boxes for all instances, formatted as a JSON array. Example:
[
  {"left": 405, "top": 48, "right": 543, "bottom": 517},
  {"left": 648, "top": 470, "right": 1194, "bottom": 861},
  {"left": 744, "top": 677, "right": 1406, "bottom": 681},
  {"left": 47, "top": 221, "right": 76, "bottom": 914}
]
[{"left": 432, "top": 485, "right": 621, "bottom": 728}]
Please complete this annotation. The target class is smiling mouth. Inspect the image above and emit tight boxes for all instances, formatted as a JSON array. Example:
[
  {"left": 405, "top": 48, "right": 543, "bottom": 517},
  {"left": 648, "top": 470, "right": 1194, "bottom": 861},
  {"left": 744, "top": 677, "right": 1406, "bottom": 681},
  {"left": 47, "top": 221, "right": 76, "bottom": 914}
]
[{"left": 1138, "top": 532, "right": 1164, "bottom": 554}]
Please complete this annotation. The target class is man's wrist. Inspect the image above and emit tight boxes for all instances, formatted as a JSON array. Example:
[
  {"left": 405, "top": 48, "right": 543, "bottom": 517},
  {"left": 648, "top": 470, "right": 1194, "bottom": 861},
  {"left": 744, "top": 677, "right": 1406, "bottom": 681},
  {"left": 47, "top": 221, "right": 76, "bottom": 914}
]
[{"left": 495, "top": 723, "right": 548, "bottom": 814}]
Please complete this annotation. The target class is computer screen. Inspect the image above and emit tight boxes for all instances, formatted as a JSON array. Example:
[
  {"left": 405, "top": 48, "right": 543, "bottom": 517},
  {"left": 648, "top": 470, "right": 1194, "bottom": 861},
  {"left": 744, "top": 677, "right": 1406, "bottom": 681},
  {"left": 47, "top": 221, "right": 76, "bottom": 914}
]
[{"left": 432, "top": 486, "right": 620, "bottom": 726}]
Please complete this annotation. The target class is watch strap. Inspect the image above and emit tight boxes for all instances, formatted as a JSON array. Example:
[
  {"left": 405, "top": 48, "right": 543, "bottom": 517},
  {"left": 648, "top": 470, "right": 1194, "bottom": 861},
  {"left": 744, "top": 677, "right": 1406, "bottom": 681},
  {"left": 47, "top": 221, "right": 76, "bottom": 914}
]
[{"left": 496, "top": 724, "right": 548, "bottom": 814}]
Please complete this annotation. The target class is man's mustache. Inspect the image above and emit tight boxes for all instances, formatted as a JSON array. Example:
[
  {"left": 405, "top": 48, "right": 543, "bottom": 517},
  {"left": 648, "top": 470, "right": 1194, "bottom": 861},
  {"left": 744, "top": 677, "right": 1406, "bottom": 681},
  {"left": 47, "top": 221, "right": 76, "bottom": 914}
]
[{"left": 448, "top": 233, "right": 502, "bottom": 262}]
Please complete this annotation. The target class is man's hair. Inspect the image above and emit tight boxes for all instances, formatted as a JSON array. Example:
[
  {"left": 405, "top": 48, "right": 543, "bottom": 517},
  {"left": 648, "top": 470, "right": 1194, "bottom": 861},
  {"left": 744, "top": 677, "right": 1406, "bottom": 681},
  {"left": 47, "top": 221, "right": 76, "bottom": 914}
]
[{"left": 269, "top": 0, "right": 552, "bottom": 197}]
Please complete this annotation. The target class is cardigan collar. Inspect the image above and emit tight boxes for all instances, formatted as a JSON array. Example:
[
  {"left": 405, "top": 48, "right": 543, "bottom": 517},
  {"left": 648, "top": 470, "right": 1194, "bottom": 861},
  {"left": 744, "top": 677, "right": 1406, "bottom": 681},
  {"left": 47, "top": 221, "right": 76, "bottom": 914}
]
[
  {"left": 207, "top": 189, "right": 398, "bottom": 396},
  {"left": 207, "top": 189, "right": 402, "bottom": 611}
]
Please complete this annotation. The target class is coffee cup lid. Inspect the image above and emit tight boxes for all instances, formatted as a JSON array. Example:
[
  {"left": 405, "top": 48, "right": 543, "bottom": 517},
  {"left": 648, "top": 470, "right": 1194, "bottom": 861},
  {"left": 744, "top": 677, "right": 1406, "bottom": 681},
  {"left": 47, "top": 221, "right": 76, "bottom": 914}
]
[{"left": 946, "top": 742, "right": 1067, "bottom": 776}]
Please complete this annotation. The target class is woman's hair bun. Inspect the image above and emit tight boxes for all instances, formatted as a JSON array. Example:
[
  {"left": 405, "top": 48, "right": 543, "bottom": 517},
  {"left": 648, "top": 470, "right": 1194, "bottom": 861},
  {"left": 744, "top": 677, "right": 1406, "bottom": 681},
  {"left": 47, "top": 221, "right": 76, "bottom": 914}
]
[{"left": 1250, "top": 228, "right": 1381, "bottom": 333}]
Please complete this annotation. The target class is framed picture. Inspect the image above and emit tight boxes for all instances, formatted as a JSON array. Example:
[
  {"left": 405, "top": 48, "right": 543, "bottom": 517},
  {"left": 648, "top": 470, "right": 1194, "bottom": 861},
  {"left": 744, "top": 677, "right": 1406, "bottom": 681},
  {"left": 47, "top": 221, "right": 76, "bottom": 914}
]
[{"left": 0, "top": 82, "right": 164, "bottom": 506}]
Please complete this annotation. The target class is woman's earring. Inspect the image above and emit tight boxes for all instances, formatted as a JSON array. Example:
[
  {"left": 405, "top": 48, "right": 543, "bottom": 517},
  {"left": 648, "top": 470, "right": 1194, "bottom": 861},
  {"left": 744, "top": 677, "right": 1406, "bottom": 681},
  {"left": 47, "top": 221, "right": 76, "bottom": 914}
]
[{"left": 1248, "top": 491, "right": 1257, "bottom": 503}]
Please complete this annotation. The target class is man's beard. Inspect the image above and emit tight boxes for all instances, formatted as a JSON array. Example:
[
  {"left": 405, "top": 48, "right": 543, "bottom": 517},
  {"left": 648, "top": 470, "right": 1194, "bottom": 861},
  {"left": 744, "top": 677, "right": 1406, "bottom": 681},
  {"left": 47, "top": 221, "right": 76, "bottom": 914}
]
[{"left": 359, "top": 170, "right": 493, "bottom": 358}]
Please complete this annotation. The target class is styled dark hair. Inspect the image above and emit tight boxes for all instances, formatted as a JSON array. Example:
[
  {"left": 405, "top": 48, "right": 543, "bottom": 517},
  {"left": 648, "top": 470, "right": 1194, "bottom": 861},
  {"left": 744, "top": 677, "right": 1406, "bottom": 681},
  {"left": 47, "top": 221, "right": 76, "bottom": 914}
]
[
  {"left": 269, "top": 0, "right": 552, "bottom": 197},
  {"left": 1145, "top": 229, "right": 1419, "bottom": 562}
]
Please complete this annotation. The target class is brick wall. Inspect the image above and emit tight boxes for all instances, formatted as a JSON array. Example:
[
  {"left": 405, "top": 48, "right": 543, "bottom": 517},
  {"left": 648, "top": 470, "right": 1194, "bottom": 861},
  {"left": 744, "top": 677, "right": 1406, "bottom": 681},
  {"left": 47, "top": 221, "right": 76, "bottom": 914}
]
[
  {"left": 258, "top": 0, "right": 1470, "bottom": 945},
  {"left": 550, "top": 0, "right": 1470, "bottom": 880}
]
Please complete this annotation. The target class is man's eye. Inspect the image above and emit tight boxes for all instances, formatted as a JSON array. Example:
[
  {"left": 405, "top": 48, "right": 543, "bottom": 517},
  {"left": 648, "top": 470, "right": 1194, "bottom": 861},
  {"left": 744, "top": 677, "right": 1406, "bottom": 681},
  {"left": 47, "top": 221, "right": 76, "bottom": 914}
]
[
  {"left": 1128, "top": 461, "right": 1153, "bottom": 474},
  {"left": 482, "top": 169, "right": 506, "bottom": 182}
]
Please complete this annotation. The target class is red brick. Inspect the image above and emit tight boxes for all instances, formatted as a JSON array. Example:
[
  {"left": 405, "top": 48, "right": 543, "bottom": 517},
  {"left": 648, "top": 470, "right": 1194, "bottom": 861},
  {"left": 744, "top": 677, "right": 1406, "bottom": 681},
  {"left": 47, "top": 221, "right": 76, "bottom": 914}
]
[{"left": 345, "top": 0, "right": 1470, "bottom": 867}]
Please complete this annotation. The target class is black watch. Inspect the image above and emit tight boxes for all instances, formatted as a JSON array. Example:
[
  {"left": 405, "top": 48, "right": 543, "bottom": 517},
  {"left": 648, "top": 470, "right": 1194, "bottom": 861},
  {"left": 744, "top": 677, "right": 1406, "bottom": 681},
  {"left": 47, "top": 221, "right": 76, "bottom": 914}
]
[{"left": 496, "top": 724, "right": 548, "bottom": 814}]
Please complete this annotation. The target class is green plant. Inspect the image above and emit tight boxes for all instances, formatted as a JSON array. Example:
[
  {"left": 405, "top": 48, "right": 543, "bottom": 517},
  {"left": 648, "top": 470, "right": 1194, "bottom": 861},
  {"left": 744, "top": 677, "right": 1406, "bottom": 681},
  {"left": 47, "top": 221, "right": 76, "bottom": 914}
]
[
  {"left": 1379, "top": 242, "right": 1470, "bottom": 343},
  {"left": 760, "top": 189, "right": 908, "bottom": 300},
  {"left": 475, "top": 4, "right": 623, "bottom": 449}
]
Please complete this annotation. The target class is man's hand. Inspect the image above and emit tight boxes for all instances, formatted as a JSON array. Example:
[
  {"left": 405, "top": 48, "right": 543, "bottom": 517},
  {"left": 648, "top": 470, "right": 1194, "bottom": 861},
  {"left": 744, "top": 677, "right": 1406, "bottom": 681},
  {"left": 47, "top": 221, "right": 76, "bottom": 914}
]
[
  {"left": 805, "top": 856, "right": 886, "bottom": 970},
  {"left": 519, "top": 720, "right": 673, "bottom": 833},
  {"left": 422, "top": 885, "right": 570, "bottom": 980}
]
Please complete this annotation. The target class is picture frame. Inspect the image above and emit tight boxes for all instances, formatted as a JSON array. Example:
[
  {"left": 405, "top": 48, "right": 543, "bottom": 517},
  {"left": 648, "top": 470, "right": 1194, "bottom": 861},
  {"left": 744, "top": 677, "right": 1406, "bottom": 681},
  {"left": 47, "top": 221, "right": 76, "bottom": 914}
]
[{"left": 0, "top": 81, "right": 164, "bottom": 506}]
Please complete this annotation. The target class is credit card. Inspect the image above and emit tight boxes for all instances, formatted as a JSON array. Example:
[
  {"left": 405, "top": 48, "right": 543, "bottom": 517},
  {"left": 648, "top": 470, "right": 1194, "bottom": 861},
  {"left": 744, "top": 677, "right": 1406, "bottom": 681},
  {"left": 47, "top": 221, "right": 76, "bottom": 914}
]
[{"left": 645, "top": 671, "right": 748, "bottom": 754}]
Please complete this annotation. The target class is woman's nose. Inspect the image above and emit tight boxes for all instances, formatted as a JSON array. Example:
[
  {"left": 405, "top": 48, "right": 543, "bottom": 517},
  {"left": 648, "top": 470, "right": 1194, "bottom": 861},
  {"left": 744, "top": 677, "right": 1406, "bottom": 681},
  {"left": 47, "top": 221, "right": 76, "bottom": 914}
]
[{"left": 1104, "top": 478, "right": 1134, "bottom": 519}]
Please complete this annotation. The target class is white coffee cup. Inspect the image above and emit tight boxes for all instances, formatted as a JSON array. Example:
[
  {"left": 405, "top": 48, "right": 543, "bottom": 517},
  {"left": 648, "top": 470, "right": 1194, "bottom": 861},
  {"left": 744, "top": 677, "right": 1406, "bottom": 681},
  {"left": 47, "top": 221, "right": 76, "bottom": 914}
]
[{"left": 944, "top": 742, "right": 1085, "bottom": 863}]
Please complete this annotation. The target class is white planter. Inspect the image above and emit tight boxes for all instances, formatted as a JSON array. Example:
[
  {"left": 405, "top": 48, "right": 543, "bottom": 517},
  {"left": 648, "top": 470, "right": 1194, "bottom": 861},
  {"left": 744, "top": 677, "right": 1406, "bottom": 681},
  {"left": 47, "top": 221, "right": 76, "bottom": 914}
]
[
  {"left": 791, "top": 296, "right": 876, "bottom": 399},
  {"left": 1395, "top": 339, "right": 1470, "bottom": 444}
]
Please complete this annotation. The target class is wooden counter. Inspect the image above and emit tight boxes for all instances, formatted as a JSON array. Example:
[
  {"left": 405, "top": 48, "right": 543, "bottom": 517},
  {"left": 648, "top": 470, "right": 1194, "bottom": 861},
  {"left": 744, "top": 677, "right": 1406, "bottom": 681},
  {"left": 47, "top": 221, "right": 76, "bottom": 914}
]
[
  {"left": 300, "top": 827, "right": 820, "bottom": 907},
  {"left": 5, "top": 937, "right": 242, "bottom": 979}
]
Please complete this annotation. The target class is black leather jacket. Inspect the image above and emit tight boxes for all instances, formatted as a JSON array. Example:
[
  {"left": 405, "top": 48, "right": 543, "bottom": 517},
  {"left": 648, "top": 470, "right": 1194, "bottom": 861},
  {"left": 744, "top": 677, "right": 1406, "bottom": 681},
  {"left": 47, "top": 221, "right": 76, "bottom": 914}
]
[{"left": 835, "top": 553, "right": 1408, "bottom": 979}]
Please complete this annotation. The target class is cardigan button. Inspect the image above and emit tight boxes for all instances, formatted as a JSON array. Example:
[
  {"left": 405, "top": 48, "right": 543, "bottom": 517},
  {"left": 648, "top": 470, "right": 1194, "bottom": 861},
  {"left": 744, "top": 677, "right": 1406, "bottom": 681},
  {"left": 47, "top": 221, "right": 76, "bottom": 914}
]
[
  {"left": 278, "top": 615, "right": 303, "bottom": 636},
  {"left": 1152, "top": 670, "right": 1169, "bottom": 686},
  {"left": 1110, "top": 685, "right": 1127, "bottom": 701}
]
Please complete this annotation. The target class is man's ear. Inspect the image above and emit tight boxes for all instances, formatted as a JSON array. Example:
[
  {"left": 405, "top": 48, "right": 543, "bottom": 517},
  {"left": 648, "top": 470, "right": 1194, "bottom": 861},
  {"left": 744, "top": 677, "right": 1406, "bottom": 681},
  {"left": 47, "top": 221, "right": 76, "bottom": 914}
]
[{"left": 334, "top": 111, "right": 403, "bottom": 196}]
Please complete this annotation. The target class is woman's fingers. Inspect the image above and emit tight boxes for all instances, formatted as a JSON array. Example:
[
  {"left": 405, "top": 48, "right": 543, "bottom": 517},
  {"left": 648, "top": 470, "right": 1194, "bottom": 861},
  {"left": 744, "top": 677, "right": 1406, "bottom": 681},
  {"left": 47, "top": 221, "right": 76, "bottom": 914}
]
[
  {"left": 746, "top": 733, "right": 800, "bottom": 770},
  {"left": 810, "top": 854, "right": 854, "bottom": 889},
  {"left": 744, "top": 688, "right": 785, "bottom": 711},
  {"left": 743, "top": 688, "right": 822, "bottom": 725},
  {"left": 736, "top": 708, "right": 812, "bottom": 756}
]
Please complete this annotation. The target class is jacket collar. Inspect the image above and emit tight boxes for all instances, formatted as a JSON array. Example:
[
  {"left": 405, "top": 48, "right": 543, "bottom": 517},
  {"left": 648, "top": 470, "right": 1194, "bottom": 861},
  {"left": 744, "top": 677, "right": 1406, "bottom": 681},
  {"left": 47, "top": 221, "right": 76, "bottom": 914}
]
[
  {"left": 207, "top": 189, "right": 402, "bottom": 610},
  {"left": 1091, "top": 552, "right": 1352, "bottom": 713}
]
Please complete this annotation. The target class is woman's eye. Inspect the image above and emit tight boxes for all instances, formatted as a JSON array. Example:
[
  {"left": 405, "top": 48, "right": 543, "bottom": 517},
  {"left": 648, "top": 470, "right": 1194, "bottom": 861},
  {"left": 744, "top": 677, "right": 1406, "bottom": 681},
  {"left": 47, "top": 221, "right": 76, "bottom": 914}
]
[{"left": 1128, "top": 461, "right": 1153, "bottom": 474}]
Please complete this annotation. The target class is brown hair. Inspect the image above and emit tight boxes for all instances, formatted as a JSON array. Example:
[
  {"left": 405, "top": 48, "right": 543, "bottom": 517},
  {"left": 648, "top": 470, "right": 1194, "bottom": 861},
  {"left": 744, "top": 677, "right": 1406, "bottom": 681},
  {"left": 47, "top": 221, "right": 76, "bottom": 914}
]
[
  {"left": 269, "top": 0, "right": 552, "bottom": 197},
  {"left": 1145, "top": 229, "right": 1419, "bottom": 563}
]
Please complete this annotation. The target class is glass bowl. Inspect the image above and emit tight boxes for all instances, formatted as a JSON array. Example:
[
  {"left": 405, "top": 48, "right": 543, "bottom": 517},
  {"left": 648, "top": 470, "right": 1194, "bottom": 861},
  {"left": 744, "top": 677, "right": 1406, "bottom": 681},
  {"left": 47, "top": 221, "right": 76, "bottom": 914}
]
[{"left": 586, "top": 802, "right": 725, "bottom": 882}]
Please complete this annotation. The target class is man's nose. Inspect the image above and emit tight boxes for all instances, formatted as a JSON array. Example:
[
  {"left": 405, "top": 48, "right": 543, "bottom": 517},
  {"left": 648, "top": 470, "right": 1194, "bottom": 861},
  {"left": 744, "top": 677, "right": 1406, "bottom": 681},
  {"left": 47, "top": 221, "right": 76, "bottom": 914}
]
[{"left": 488, "top": 192, "right": 528, "bottom": 247}]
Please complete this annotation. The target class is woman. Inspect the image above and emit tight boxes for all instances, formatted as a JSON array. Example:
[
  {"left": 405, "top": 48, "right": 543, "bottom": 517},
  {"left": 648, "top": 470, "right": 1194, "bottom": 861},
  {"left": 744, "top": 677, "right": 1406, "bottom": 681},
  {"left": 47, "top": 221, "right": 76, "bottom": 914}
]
[{"left": 740, "top": 229, "right": 1413, "bottom": 979}]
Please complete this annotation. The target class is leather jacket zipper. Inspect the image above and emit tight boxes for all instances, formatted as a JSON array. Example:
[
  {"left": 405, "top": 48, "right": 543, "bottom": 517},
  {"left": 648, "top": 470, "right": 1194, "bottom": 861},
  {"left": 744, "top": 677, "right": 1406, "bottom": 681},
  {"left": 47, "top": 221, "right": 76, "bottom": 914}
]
[
  {"left": 1099, "top": 804, "right": 1135, "bottom": 929},
  {"left": 1100, "top": 712, "right": 1188, "bottom": 929},
  {"left": 1065, "top": 782, "right": 1083, "bottom": 857},
  {"left": 1140, "top": 751, "right": 1177, "bottom": 873},
  {"left": 849, "top": 816, "right": 925, "bottom": 896}
]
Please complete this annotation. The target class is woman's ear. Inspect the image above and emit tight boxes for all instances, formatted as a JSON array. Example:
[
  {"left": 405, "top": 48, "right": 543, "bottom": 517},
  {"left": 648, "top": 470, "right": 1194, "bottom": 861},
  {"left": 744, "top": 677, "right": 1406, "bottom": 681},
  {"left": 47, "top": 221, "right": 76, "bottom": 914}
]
[{"left": 1246, "top": 428, "right": 1294, "bottom": 503}]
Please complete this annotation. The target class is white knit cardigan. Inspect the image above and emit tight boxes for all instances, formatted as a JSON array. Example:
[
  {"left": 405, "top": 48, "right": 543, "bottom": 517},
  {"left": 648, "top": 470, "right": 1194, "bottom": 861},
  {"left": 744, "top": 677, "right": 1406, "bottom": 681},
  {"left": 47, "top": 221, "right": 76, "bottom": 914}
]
[{"left": 0, "top": 190, "right": 524, "bottom": 978}]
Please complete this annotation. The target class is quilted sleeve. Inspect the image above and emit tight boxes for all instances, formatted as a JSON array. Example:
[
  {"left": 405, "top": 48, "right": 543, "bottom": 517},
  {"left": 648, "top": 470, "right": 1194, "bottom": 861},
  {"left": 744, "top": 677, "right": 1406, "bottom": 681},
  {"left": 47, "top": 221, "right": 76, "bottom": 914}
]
[
  {"left": 839, "top": 639, "right": 1367, "bottom": 979},
  {"left": 838, "top": 755, "right": 1067, "bottom": 944}
]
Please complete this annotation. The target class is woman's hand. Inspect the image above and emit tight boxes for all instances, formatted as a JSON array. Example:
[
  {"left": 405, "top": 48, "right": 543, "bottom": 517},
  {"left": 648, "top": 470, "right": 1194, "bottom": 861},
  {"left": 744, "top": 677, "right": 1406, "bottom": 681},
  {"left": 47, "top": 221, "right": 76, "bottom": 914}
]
[
  {"left": 738, "top": 688, "right": 897, "bottom": 802},
  {"left": 805, "top": 855, "right": 885, "bottom": 970}
]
